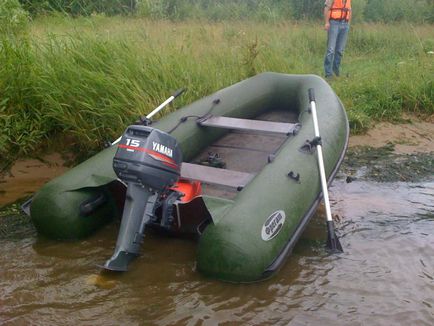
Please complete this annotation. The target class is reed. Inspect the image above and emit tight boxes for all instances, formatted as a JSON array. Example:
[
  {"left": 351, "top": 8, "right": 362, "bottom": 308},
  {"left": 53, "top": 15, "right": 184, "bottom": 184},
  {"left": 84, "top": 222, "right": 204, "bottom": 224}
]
[{"left": 1, "top": 16, "right": 433, "bottom": 168}]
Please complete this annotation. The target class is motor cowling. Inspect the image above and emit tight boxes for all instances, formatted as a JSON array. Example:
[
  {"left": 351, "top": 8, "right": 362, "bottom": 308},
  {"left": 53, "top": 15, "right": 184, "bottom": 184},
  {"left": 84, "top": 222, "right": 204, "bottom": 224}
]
[{"left": 113, "top": 125, "right": 182, "bottom": 190}]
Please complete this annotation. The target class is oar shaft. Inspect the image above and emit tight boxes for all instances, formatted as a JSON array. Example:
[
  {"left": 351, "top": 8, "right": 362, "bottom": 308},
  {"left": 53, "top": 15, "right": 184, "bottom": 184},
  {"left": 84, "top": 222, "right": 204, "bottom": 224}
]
[
  {"left": 309, "top": 99, "right": 333, "bottom": 223},
  {"left": 148, "top": 87, "right": 185, "bottom": 120},
  {"left": 112, "top": 88, "right": 185, "bottom": 146},
  {"left": 146, "top": 95, "right": 175, "bottom": 120},
  {"left": 315, "top": 143, "right": 333, "bottom": 222}
]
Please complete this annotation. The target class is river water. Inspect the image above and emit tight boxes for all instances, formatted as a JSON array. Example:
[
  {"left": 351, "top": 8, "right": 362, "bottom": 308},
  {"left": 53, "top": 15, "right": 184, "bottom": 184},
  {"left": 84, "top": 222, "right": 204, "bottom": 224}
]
[{"left": 0, "top": 174, "right": 433, "bottom": 325}]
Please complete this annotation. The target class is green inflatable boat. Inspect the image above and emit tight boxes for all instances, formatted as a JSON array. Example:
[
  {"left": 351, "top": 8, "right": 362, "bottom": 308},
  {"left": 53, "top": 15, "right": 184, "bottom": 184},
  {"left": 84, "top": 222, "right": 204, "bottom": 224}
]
[{"left": 26, "top": 72, "right": 349, "bottom": 282}]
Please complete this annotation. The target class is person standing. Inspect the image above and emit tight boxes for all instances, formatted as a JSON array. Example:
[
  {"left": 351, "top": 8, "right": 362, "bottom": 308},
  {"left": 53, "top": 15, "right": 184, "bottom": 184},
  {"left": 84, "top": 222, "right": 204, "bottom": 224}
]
[{"left": 324, "top": 0, "right": 351, "bottom": 78}]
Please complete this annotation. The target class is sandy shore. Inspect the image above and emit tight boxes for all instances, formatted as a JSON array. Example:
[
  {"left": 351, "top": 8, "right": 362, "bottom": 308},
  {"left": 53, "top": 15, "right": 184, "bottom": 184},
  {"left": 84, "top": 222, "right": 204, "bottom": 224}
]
[
  {"left": 349, "top": 120, "right": 433, "bottom": 154},
  {"left": 1, "top": 121, "right": 433, "bottom": 206}
]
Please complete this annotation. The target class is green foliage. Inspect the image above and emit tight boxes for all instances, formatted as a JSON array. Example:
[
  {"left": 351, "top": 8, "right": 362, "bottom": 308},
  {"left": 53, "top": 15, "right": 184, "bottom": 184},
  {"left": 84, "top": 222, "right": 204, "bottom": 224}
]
[
  {"left": 0, "top": 37, "right": 46, "bottom": 165},
  {"left": 20, "top": 0, "right": 136, "bottom": 16},
  {"left": 0, "top": 0, "right": 29, "bottom": 35},
  {"left": 364, "top": 0, "right": 433, "bottom": 23},
  {"left": 350, "top": 0, "right": 368, "bottom": 24},
  {"left": 288, "top": 0, "right": 322, "bottom": 20},
  {"left": 136, "top": 0, "right": 166, "bottom": 19},
  {"left": 19, "top": 0, "right": 51, "bottom": 15},
  {"left": 136, "top": 0, "right": 291, "bottom": 22}
]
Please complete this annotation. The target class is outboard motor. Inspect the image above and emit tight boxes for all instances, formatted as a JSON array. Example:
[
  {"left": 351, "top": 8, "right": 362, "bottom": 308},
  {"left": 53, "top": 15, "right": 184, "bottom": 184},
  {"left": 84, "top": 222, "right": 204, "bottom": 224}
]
[{"left": 102, "top": 125, "right": 182, "bottom": 271}]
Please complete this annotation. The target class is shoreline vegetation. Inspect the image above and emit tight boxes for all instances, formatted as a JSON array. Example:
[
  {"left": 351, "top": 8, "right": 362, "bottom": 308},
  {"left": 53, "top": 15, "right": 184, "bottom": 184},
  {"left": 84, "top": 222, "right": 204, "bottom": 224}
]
[{"left": 1, "top": 1, "right": 433, "bottom": 171}]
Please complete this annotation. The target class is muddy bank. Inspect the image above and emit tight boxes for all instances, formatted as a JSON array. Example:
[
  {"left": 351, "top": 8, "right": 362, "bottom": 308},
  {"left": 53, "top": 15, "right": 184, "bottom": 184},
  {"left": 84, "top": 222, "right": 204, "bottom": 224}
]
[
  {"left": 342, "top": 144, "right": 433, "bottom": 183},
  {"left": 0, "top": 153, "right": 69, "bottom": 206},
  {"left": 349, "top": 119, "right": 433, "bottom": 154},
  {"left": 1, "top": 121, "right": 433, "bottom": 207},
  {"left": 343, "top": 120, "right": 433, "bottom": 183}
]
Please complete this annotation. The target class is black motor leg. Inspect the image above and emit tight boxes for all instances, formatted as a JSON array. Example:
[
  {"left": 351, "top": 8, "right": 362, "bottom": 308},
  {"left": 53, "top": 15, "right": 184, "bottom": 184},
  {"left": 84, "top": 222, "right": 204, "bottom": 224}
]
[{"left": 102, "top": 183, "right": 156, "bottom": 272}]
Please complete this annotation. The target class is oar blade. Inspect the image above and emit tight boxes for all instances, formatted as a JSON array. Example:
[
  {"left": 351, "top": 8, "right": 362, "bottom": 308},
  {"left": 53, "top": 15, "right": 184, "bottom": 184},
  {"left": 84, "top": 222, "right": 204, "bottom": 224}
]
[{"left": 326, "top": 220, "right": 343, "bottom": 253}]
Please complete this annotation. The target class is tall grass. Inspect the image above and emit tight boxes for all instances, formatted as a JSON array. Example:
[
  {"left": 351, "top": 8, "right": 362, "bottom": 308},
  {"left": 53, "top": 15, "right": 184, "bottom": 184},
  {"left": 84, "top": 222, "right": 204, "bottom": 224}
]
[{"left": 1, "top": 16, "right": 433, "bottom": 168}]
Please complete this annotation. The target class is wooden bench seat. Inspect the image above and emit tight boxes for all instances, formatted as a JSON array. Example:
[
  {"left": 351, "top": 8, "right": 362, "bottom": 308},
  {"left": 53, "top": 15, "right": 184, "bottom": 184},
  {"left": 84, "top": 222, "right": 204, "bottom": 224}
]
[
  {"left": 198, "top": 115, "right": 298, "bottom": 135},
  {"left": 180, "top": 162, "right": 254, "bottom": 189}
]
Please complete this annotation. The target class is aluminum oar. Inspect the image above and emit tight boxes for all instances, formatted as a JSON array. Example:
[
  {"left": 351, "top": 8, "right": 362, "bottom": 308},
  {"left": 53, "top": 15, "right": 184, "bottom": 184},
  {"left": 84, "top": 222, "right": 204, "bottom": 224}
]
[{"left": 308, "top": 88, "right": 343, "bottom": 253}]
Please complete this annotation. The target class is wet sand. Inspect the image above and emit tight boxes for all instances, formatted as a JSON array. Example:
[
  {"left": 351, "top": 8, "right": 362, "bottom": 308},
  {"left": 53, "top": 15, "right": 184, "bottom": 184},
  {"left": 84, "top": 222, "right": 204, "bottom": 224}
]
[
  {"left": 0, "top": 154, "right": 69, "bottom": 206},
  {"left": 349, "top": 120, "right": 434, "bottom": 154}
]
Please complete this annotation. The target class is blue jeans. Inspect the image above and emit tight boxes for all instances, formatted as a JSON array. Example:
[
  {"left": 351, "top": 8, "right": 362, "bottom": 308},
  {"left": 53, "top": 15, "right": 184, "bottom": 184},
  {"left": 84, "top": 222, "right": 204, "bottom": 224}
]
[{"left": 324, "top": 20, "right": 350, "bottom": 77}]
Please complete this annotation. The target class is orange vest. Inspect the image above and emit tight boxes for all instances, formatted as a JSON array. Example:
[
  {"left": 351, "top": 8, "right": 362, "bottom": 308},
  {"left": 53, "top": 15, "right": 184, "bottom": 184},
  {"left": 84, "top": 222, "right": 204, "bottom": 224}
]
[{"left": 329, "top": 0, "right": 352, "bottom": 21}]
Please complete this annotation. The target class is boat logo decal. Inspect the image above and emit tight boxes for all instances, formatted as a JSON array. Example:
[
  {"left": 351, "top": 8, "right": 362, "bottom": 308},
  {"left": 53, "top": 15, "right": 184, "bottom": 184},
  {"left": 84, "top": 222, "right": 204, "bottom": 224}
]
[{"left": 261, "top": 210, "right": 286, "bottom": 241}]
